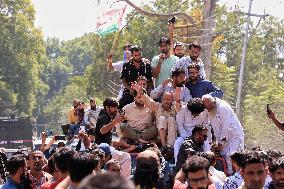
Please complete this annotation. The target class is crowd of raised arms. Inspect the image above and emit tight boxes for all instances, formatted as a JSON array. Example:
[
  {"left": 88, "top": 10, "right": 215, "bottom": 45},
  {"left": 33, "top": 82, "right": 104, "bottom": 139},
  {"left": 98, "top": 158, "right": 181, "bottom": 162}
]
[{"left": 0, "top": 22, "right": 284, "bottom": 189}]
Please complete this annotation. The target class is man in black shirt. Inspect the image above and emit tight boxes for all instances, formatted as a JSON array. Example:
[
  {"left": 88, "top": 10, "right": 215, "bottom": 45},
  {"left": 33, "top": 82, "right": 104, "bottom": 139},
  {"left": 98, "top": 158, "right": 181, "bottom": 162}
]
[
  {"left": 176, "top": 125, "right": 208, "bottom": 171},
  {"left": 95, "top": 98, "right": 122, "bottom": 145},
  {"left": 119, "top": 45, "right": 153, "bottom": 109}
]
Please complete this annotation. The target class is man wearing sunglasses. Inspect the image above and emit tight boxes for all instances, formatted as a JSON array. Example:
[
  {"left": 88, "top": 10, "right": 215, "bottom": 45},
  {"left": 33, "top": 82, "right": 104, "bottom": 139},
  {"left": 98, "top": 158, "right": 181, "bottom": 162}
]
[{"left": 176, "top": 125, "right": 209, "bottom": 171}]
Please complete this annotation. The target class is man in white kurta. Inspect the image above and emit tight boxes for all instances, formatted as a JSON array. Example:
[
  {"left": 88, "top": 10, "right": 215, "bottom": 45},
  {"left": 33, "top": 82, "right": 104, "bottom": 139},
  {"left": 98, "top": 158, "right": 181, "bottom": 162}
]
[
  {"left": 174, "top": 101, "right": 210, "bottom": 163},
  {"left": 202, "top": 94, "right": 244, "bottom": 174}
]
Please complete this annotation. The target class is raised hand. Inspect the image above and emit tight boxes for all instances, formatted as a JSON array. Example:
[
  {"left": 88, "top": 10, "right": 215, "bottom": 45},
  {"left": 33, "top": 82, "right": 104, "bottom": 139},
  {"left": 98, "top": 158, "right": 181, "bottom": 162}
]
[
  {"left": 162, "top": 78, "right": 172, "bottom": 87},
  {"left": 131, "top": 82, "right": 142, "bottom": 95},
  {"left": 173, "top": 87, "right": 181, "bottom": 102},
  {"left": 107, "top": 52, "right": 112, "bottom": 60}
]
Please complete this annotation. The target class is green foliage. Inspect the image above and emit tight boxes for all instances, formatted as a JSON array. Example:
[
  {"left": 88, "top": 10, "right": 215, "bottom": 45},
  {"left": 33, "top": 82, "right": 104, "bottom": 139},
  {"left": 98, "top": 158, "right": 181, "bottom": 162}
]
[
  {"left": 1, "top": 0, "right": 284, "bottom": 150},
  {"left": 0, "top": 0, "right": 48, "bottom": 116}
]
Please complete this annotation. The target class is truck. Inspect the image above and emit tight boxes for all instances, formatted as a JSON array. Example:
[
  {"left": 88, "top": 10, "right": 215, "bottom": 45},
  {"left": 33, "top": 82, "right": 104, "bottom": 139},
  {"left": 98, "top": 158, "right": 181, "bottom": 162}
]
[{"left": 0, "top": 117, "right": 33, "bottom": 149}]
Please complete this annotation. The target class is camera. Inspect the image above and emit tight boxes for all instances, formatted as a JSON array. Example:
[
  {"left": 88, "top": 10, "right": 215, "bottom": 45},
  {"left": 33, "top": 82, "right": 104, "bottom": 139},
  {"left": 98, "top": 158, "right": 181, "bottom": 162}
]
[{"left": 168, "top": 16, "right": 176, "bottom": 24}]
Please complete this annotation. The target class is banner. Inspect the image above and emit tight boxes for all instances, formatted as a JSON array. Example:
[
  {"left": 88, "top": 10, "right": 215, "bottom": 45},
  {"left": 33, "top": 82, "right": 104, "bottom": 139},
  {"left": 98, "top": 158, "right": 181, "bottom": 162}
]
[{"left": 96, "top": 6, "right": 126, "bottom": 36}]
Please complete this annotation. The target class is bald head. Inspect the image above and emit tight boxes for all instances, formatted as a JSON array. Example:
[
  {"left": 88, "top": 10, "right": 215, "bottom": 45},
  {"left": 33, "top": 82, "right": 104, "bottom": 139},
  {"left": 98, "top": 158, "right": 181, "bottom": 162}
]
[{"left": 162, "top": 92, "right": 173, "bottom": 110}]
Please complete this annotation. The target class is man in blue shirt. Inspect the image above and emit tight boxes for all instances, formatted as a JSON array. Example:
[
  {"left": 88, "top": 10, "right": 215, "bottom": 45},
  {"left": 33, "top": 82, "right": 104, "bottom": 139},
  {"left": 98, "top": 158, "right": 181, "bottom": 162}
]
[
  {"left": 1, "top": 154, "right": 26, "bottom": 189},
  {"left": 185, "top": 64, "right": 223, "bottom": 98}
]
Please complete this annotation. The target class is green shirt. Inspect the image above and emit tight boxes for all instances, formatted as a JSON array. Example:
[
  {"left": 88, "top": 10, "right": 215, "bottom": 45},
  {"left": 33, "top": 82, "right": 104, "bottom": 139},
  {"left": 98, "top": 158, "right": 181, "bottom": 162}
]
[{"left": 151, "top": 55, "right": 179, "bottom": 87}]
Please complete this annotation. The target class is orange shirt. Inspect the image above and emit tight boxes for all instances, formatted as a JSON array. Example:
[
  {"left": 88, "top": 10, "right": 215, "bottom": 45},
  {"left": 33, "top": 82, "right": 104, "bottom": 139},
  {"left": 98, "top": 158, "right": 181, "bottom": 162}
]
[{"left": 68, "top": 108, "right": 79, "bottom": 124}]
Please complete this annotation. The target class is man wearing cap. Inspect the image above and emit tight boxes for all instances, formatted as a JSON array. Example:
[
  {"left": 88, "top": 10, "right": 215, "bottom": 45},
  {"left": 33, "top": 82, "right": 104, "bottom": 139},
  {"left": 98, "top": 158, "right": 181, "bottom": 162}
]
[
  {"left": 98, "top": 143, "right": 131, "bottom": 178},
  {"left": 151, "top": 37, "right": 179, "bottom": 87}
]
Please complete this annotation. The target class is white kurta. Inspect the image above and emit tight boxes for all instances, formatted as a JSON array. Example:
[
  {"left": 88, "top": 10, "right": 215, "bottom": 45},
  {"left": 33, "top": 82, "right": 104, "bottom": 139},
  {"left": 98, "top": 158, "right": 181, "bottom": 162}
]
[
  {"left": 209, "top": 98, "right": 244, "bottom": 174},
  {"left": 174, "top": 105, "right": 211, "bottom": 162}
]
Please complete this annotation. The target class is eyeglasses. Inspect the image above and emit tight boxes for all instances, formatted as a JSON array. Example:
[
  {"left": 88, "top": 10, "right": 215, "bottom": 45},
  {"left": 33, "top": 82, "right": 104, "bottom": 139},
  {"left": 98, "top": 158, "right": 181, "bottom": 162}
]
[
  {"left": 188, "top": 176, "right": 208, "bottom": 185},
  {"left": 31, "top": 155, "right": 43, "bottom": 161}
]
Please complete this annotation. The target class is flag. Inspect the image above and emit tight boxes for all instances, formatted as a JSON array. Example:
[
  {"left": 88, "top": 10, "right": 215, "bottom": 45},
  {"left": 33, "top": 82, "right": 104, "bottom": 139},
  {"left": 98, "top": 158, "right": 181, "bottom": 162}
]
[{"left": 96, "top": 6, "right": 126, "bottom": 36}]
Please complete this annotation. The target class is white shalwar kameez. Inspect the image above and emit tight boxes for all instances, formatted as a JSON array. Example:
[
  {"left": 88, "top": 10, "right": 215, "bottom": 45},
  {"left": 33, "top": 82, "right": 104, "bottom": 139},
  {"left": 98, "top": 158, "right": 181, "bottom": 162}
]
[{"left": 208, "top": 98, "right": 244, "bottom": 174}]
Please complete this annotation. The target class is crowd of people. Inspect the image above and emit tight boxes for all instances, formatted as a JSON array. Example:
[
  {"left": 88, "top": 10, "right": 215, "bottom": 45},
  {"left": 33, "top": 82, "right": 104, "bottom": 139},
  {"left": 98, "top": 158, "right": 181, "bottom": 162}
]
[{"left": 0, "top": 21, "right": 283, "bottom": 189}]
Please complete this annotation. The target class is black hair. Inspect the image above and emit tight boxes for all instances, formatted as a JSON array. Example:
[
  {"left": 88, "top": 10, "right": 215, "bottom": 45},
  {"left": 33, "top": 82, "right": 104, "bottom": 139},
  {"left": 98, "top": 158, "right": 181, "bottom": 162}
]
[
  {"left": 68, "top": 152, "right": 97, "bottom": 183},
  {"left": 47, "top": 155, "right": 55, "bottom": 175},
  {"left": 158, "top": 37, "right": 170, "bottom": 46},
  {"left": 6, "top": 154, "right": 26, "bottom": 175},
  {"left": 188, "top": 63, "right": 200, "bottom": 71},
  {"left": 242, "top": 151, "right": 266, "bottom": 169},
  {"left": 269, "top": 157, "right": 284, "bottom": 174},
  {"left": 267, "top": 150, "right": 282, "bottom": 159},
  {"left": 130, "top": 45, "right": 141, "bottom": 54},
  {"left": 187, "top": 98, "right": 204, "bottom": 115},
  {"left": 86, "top": 128, "right": 95, "bottom": 136},
  {"left": 27, "top": 150, "right": 43, "bottom": 160},
  {"left": 103, "top": 98, "right": 118, "bottom": 109},
  {"left": 89, "top": 98, "right": 96, "bottom": 103},
  {"left": 192, "top": 125, "right": 207, "bottom": 136},
  {"left": 54, "top": 147, "right": 75, "bottom": 173},
  {"left": 230, "top": 150, "right": 249, "bottom": 168},
  {"left": 197, "top": 152, "right": 216, "bottom": 165},
  {"left": 174, "top": 42, "right": 184, "bottom": 50},
  {"left": 134, "top": 155, "right": 159, "bottom": 189},
  {"left": 189, "top": 42, "right": 201, "bottom": 50},
  {"left": 171, "top": 68, "right": 185, "bottom": 78},
  {"left": 123, "top": 44, "right": 133, "bottom": 51},
  {"left": 78, "top": 173, "right": 135, "bottom": 189},
  {"left": 182, "top": 155, "right": 210, "bottom": 177},
  {"left": 136, "top": 75, "right": 148, "bottom": 83}
]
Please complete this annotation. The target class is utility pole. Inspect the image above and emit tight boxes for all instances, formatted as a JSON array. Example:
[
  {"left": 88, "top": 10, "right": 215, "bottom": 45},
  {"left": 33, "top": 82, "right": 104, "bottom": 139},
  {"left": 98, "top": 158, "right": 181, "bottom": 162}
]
[
  {"left": 236, "top": 0, "right": 253, "bottom": 118},
  {"left": 236, "top": 0, "right": 269, "bottom": 118}
]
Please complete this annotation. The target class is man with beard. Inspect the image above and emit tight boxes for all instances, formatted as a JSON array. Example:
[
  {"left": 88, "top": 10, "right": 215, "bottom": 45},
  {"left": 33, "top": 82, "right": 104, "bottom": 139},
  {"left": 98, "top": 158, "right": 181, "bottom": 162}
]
[
  {"left": 119, "top": 45, "right": 153, "bottom": 109},
  {"left": 95, "top": 98, "right": 119, "bottom": 145},
  {"left": 266, "top": 157, "right": 284, "bottom": 189},
  {"left": 150, "top": 68, "right": 192, "bottom": 102},
  {"left": 239, "top": 151, "right": 268, "bottom": 189},
  {"left": 1, "top": 154, "right": 26, "bottom": 189},
  {"left": 131, "top": 82, "right": 181, "bottom": 149},
  {"left": 24, "top": 151, "right": 52, "bottom": 189},
  {"left": 174, "top": 42, "right": 186, "bottom": 59},
  {"left": 174, "top": 155, "right": 216, "bottom": 189},
  {"left": 151, "top": 37, "right": 179, "bottom": 87},
  {"left": 176, "top": 125, "right": 209, "bottom": 171},
  {"left": 185, "top": 64, "right": 223, "bottom": 99},
  {"left": 199, "top": 94, "right": 244, "bottom": 175},
  {"left": 117, "top": 87, "right": 158, "bottom": 144},
  {"left": 172, "top": 42, "right": 206, "bottom": 79},
  {"left": 83, "top": 97, "right": 102, "bottom": 130}
]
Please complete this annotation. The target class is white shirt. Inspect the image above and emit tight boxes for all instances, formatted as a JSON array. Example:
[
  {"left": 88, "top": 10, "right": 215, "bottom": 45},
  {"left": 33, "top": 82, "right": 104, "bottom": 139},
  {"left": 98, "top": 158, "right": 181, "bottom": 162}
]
[
  {"left": 172, "top": 56, "right": 206, "bottom": 79},
  {"left": 224, "top": 171, "right": 243, "bottom": 189},
  {"left": 208, "top": 98, "right": 244, "bottom": 153},
  {"left": 112, "top": 61, "right": 124, "bottom": 100},
  {"left": 150, "top": 83, "right": 192, "bottom": 102},
  {"left": 83, "top": 106, "right": 103, "bottom": 125},
  {"left": 112, "top": 61, "right": 124, "bottom": 72},
  {"left": 110, "top": 146, "right": 131, "bottom": 178},
  {"left": 176, "top": 105, "right": 209, "bottom": 138}
]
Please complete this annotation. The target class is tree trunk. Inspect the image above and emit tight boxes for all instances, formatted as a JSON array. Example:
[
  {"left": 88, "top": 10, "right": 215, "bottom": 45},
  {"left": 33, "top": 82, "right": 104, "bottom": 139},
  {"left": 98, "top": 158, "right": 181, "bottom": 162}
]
[{"left": 200, "top": 0, "right": 217, "bottom": 79}]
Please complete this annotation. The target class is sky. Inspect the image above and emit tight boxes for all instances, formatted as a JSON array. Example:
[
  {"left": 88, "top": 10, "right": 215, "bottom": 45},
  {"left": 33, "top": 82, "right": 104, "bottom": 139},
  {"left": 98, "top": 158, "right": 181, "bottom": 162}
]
[{"left": 31, "top": 0, "right": 284, "bottom": 41}]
